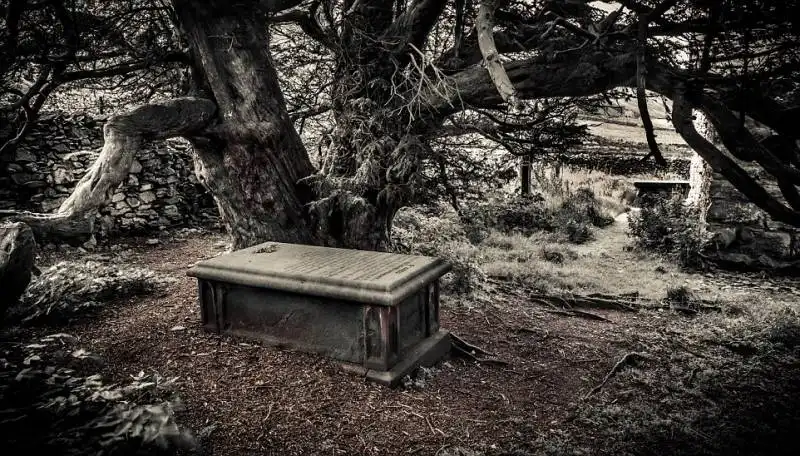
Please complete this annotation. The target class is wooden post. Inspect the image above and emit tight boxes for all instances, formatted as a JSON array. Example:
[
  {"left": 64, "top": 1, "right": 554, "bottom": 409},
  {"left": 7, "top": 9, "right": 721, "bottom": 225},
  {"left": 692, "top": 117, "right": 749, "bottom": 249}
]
[{"left": 521, "top": 153, "right": 531, "bottom": 196}]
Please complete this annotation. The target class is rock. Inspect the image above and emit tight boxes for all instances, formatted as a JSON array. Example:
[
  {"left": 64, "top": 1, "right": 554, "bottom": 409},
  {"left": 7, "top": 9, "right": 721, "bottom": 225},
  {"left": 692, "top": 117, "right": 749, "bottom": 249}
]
[
  {"left": 111, "top": 192, "right": 126, "bottom": 203},
  {"left": 6, "top": 163, "right": 23, "bottom": 173},
  {"left": 140, "top": 183, "right": 153, "bottom": 191},
  {"left": 146, "top": 238, "right": 160, "bottom": 245},
  {"left": 10, "top": 173, "right": 38, "bottom": 185},
  {"left": 53, "top": 144, "right": 70, "bottom": 153},
  {"left": 111, "top": 204, "right": 130, "bottom": 216},
  {"left": 23, "top": 180, "right": 47, "bottom": 189},
  {"left": 14, "top": 149, "right": 36, "bottom": 162},
  {"left": 126, "top": 197, "right": 141, "bottom": 208},
  {"left": 53, "top": 168, "right": 75, "bottom": 185},
  {"left": 129, "top": 160, "right": 143, "bottom": 173},
  {"left": 139, "top": 191, "right": 157, "bottom": 204},
  {"left": 83, "top": 236, "right": 97, "bottom": 250},
  {"left": 40, "top": 197, "right": 66, "bottom": 213},
  {"left": 163, "top": 205, "right": 181, "bottom": 219}
]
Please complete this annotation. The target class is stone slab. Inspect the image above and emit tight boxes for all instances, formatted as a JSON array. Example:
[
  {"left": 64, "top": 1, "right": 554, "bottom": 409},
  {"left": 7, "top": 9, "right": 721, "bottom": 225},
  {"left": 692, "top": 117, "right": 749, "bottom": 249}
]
[{"left": 188, "top": 242, "right": 452, "bottom": 306}]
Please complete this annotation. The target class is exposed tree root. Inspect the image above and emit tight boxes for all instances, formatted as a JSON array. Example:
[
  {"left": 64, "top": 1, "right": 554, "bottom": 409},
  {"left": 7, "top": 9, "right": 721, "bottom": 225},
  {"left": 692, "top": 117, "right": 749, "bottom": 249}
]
[
  {"left": 545, "top": 308, "right": 611, "bottom": 322},
  {"left": 0, "top": 98, "right": 216, "bottom": 244},
  {"left": 584, "top": 352, "right": 650, "bottom": 399},
  {"left": 531, "top": 293, "right": 639, "bottom": 312},
  {"left": 450, "top": 333, "right": 507, "bottom": 365}
]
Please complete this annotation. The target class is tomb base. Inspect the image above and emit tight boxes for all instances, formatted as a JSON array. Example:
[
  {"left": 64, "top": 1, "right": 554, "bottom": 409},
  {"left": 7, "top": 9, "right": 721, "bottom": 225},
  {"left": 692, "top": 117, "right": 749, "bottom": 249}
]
[{"left": 341, "top": 329, "right": 451, "bottom": 386}]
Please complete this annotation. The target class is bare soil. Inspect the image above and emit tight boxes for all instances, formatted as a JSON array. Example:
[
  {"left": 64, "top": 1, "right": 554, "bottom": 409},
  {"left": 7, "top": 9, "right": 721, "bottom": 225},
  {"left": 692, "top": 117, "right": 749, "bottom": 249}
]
[{"left": 24, "top": 224, "right": 800, "bottom": 456}]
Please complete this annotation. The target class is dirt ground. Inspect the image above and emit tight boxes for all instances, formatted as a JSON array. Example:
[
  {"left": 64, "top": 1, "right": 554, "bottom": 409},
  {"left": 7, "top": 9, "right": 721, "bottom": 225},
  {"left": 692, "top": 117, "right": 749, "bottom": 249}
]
[{"left": 25, "top": 220, "right": 800, "bottom": 456}]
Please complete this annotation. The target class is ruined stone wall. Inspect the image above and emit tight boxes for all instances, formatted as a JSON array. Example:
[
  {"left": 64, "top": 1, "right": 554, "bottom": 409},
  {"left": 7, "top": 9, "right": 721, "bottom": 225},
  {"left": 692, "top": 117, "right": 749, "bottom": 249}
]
[
  {"left": 707, "top": 164, "right": 796, "bottom": 261},
  {"left": 0, "top": 112, "right": 218, "bottom": 237}
]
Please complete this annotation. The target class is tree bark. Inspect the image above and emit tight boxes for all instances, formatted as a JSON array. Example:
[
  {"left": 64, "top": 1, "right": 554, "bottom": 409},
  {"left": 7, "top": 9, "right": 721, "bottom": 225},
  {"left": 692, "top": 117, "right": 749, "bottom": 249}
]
[
  {"left": 684, "top": 112, "right": 715, "bottom": 229},
  {"left": 672, "top": 90, "right": 800, "bottom": 226},
  {"left": 0, "top": 222, "right": 36, "bottom": 321},
  {"left": 476, "top": 0, "right": 522, "bottom": 111},
  {"left": 173, "top": 0, "right": 320, "bottom": 249}
]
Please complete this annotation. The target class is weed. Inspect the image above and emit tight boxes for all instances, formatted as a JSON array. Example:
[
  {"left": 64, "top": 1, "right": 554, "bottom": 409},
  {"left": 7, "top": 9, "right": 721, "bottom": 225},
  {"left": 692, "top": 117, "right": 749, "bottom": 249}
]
[{"left": 628, "top": 193, "right": 711, "bottom": 269}]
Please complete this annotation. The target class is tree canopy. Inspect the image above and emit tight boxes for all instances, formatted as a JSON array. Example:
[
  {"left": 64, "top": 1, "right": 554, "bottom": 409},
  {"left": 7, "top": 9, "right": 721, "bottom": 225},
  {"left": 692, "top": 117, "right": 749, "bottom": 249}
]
[{"left": 1, "top": 0, "right": 800, "bottom": 249}]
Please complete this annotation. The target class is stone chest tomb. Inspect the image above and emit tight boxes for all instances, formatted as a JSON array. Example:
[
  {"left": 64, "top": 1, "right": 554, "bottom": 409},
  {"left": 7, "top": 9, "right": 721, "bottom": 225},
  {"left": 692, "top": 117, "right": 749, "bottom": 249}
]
[{"left": 187, "top": 242, "right": 452, "bottom": 386}]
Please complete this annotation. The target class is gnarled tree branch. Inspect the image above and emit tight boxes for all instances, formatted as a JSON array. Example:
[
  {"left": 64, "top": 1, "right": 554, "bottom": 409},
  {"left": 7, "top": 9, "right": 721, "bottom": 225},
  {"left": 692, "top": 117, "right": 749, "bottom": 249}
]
[
  {"left": 1, "top": 97, "right": 218, "bottom": 243},
  {"left": 672, "top": 89, "right": 800, "bottom": 226},
  {"left": 476, "top": 0, "right": 522, "bottom": 111}
]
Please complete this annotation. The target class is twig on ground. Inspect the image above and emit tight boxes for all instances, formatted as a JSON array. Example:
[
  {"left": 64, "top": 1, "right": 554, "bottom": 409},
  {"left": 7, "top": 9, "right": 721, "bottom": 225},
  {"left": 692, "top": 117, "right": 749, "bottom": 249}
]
[
  {"left": 450, "top": 334, "right": 508, "bottom": 366},
  {"left": 530, "top": 293, "right": 639, "bottom": 312},
  {"left": 450, "top": 333, "right": 495, "bottom": 357},
  {"left": 683, "top": 366, "right": 700, "bottom": 387},
  {"left": 545, "top": 309, "right": 611, "bottom": 322},
  {"left": 584, "top": 352, "right": 650, "bottom": 399}
]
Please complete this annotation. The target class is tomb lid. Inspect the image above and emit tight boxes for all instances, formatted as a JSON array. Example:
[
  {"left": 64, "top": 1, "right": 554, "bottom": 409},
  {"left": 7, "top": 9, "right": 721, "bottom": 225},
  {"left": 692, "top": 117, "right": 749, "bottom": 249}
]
[{"left": 187, "top": 242, "right": 452, "bottom": 306}]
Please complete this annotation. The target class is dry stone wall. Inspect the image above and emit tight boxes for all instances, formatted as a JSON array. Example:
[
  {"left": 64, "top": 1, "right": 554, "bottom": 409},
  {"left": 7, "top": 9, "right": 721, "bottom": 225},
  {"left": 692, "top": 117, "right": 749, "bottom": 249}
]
[{"left": 0, "top": 112, "right": 218, "bottom": 238}]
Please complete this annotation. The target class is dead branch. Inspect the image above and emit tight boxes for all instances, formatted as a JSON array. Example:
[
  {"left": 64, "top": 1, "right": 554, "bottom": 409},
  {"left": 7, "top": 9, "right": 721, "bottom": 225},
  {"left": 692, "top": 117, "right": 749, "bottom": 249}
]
[
  {"left": 545, "top": 309, "right": 611, "bottom": 322},
  {"left": 0, "top": 222, "right": 36, "bottom": 319},
  {"left": 476, "top": 0, "right": 522, "bottom": 111},
  {"left": 584, "top": 352, "right": 650, "bottom": 399},
  {"left": 450, "top": 333, "right": 495, "bottom": 357},
  {"left": 530, "top": 294, "right": 639, "bottom": 312}
]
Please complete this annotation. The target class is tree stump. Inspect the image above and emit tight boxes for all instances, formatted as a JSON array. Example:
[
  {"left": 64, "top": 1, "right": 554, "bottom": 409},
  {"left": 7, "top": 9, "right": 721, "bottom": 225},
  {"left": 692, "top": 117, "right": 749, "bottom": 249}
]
[{"left": 0, "top": 222, "right": 36, "bottom": 321}]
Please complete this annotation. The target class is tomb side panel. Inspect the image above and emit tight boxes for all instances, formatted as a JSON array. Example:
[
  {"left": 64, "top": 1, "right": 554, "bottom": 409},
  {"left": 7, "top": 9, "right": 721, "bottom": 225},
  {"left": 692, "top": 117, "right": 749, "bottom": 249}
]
[
  {"left": 397, "top": 291, "right": 425, "bottom": 355},
  {"left": 221, "top": 284, "right": 365, "bottom": 364}
]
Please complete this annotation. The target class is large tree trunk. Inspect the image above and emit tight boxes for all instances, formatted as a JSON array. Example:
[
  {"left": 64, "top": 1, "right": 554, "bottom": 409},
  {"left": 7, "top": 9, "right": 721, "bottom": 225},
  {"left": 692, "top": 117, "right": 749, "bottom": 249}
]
[
  {"left": 685, "top": 112, "right": 715, "bottom": 223},
  {"left": 172, "top": 0, "right": 322, "bottom": 249},
  {"left": 311, "top": 1, "right": 429, "bottom": 250}
]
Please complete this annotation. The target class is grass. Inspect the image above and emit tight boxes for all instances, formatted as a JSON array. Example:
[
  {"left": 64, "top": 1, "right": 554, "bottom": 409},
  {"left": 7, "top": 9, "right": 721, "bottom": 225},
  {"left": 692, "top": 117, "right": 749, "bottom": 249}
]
[
  {"left": 522, "top": 294, "right": 800, "bottom": 456},
  {"left": 401, "top": 160, "right": 800, "bottom": 455}
]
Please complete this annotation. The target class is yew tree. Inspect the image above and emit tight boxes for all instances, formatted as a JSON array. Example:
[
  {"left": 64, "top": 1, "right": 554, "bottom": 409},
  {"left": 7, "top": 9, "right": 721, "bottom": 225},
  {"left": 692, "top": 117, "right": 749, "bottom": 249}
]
[{"left": 2, "top": 0, "right": 800, "bottom": 251}]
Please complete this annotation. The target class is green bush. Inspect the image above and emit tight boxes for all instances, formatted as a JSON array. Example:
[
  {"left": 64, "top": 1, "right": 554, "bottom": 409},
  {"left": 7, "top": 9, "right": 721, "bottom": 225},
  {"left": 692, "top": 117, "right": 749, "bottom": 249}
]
[{"left": 627, "top": 193, "right": 711, "bottom": 269}]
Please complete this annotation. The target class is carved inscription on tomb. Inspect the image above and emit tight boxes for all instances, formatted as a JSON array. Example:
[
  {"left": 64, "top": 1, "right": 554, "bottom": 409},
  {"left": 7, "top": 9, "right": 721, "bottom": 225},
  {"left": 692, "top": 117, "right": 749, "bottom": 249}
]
[{"left": 280, "top": 250, "right": 423, "bottom": 282}]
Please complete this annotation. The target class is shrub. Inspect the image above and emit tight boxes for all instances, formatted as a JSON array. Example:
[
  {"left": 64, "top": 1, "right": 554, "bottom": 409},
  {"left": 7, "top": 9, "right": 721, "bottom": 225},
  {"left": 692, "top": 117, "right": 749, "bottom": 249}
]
[
  {"left": 627, "top": 193, "right": 711, "bottom": 269},
  {"left": 1, "top": 337, "right": 195, "bottom": 455},
  {"left": 459, "top": 188, "right": 614, "bottom": 245},
  {"left": 459, "top": 194, "right": 551, "bottom": 243},
  {"left": 9, "top": 261, "right": 175, "bottom": 325},
  {"left": 391, "top": 207, "right": 485, "bottom": 294}
]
